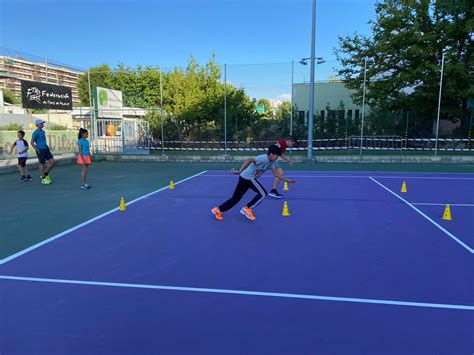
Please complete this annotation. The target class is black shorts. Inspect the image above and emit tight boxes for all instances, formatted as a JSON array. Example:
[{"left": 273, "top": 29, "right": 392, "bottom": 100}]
[
  {"left": 18, "top": 157, "right": 27, "bottom": 167},
  {"left": 36, "top": 148, "right": 54, "bottom": 164}
]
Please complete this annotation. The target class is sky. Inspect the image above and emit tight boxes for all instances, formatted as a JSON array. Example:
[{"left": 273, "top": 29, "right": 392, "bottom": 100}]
[{"left": 0, "top": 0, "right": 376, "bottom": 101}]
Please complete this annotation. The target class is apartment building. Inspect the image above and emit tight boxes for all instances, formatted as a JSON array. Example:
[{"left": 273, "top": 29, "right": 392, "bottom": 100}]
[{"left": 0, "top": 56, "right": 83, "bottom": 106}]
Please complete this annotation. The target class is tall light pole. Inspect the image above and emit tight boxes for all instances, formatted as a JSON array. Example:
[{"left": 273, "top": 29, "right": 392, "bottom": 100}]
[
  {"left": 435, "top": 52, "right": 445, "bottom": 156},
  {"left": 307, "top": 0, "right": 317, "bottom": 162},
  {"left": 359, "top": 56, "right": 368, "bottom": 156}
]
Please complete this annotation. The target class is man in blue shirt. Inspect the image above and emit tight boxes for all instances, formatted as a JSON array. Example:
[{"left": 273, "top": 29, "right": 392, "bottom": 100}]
[
  {"left": 211, "top": 145, "right": 296, "bottom": 221},
  {"left": 31, "top": 119, "right": 55, "bottom": 185}
]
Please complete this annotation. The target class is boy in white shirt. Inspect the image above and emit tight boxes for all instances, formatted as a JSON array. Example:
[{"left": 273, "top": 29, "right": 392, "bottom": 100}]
[{"left": 9, "top": 130, "right": 32, "bottom": 182}]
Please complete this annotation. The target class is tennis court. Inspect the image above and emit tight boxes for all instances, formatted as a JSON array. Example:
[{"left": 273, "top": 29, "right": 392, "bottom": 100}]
[{"left": 1, "top": 166, "right": 473, "bottom": 354}]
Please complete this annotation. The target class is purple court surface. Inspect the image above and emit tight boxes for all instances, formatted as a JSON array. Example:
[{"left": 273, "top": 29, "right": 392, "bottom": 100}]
[{"left": 1, "top": 170, "right": 473, "bottom": 354}]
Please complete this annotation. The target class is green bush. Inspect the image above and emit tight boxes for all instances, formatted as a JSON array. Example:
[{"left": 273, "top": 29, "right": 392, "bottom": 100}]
[
  {"left": 2, "top": 89, "right": 19, "bottom": 104},
  {"left": 48, "top": 124, "right": 69, "bottom": 130},
  {"left": 0, "top": 123, "right": 23, "bottom": 131}
]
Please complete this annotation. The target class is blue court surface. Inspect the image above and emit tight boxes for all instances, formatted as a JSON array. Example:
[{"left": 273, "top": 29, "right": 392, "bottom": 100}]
[{"left": 1, "top": 170, "right": 473, "bottom": 354}]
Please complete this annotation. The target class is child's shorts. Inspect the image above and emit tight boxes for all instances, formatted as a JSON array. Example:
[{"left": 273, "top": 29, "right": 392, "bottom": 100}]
[
  {"left": 18, "top": 157, "right": 27, "bottom": 167},
  {"left": 77, "top": 156, "right": 92, "bottom": 165}
]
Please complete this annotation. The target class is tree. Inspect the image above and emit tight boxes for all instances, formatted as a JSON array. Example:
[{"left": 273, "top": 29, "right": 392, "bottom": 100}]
[
  {"left": 335, "top": 0, "right": 474, "bottom": 136},
  {"left": 77, "top": 64, "right": 114, "bottom": 106},
  {"left": 2, "top": 89, "right": 19, "bottom": 104},
  {"left": 76, "top": 55, "right": 279, "bottom": 142}
]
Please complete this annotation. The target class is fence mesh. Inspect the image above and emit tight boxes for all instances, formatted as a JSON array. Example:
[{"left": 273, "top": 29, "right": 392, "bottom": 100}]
[{"left": 1, "top": 47, "right": 473, "bottom": 160}]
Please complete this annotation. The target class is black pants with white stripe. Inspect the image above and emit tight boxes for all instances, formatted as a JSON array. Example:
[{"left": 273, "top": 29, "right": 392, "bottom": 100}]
[{"left": 219, "top": 176, "right": 267, "bottom": 212}]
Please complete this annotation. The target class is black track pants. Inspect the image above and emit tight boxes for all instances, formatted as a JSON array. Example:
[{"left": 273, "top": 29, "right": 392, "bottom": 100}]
[{"left": 219, "top": 176, "right": 267, "bottom": 212}]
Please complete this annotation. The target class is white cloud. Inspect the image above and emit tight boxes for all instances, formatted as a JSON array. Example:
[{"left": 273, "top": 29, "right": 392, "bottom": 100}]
[
  {"left": 277, "top": 93, "right": 291, "bottom": 101},
  {"left": 269, "top": 93, "right": 291, "bottom": 107}
]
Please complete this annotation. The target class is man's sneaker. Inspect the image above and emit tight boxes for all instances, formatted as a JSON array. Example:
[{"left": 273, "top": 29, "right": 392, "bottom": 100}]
[
  {"left": 20, "top": 176, "right": 27, "bottom": 183},
  {"left": 240, "top": 207, "right": 256, "bottom": 221},
  {"left": 269, "top": 189, "right": 283, "bottom": 199},
  {"left": 27, "top": 175, "right": 32, "bottom": 181},
  {"left": 81, "top": 184, "right": 92, "bottom": 190},
  {"left": 211, "top": 207, "right": 223, "bottom": 221},
  {"left": 41, "top": 177, "right": 52, "bottom": 185}
]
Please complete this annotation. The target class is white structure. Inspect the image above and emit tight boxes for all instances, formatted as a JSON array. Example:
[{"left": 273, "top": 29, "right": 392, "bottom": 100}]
[{"left": 293, "top": 81, "right": 365, "bottom": 122}]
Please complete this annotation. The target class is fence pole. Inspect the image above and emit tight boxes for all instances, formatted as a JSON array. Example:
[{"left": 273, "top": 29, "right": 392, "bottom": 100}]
[
  {"left": 404, "top": 111, "right": 409, "bottom": 149},
  {"left": 45, "top": 57, "right": 51, "bottom": 124},
  {"left": 468, "top": 109, "right": 473, "bottom": 150},
  {"left": 359, "top": 56, "right": 368, "bottom": 156},
  {"left": 224, "top": 64, "right": 227, "bottom": 156},
  {"left": 88, "top": 70, "right": 97, "bottom": 153},
  {"left": 290, "top": 60, "right": 294, "bottom": 155},
  {"left": 160, "top": 68, "right": 164, "bottom": 155},
  {"left": 307, "top": 0, "right": 316, "bottom": 162},
  {"left": 435, "top": 52, "right": 445, "bottom": 157}
]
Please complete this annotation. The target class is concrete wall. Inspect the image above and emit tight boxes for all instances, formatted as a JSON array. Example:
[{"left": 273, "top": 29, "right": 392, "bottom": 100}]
[
  {"left": 99, "top": 153, "right": 474, "bottom": 164},
  {"left": 0, "top": 130, "right": 78, "bottom": 159},
  {"left": 34, "top": 113, "right": 76, "bottom": 129}
]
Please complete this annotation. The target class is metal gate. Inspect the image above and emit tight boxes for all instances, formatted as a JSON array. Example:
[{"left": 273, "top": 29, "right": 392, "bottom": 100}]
[
  {"left": 123, "top": 118, "right": 150, "bottom": 154},
  {"left": 94, "top": 118, "right": 150, "bottom": 155}
]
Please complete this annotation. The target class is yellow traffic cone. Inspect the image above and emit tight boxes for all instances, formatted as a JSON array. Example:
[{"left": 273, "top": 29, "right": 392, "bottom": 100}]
[
  {"left": 282, "top": 201, "right": 291, "bottom": 217},
  {"left": 442, "top": 204, "right": 452, "bottom": 221},
  {"left": 119, "top": 197, "right": 126, "bottom": 211},
  {"left": 169, "top": 180, "right": 175, "bottom": 190},
  {"left": 401, "top": 181, "right": 407, "bottom": 193},
  {"left": 283, "top": 181, "right": 289, "bottom": 191}
]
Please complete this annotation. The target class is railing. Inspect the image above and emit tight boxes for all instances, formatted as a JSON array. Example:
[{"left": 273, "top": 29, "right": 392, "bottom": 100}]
[{"left": 149, "top": 137, "right": 473, "bottom": 153}]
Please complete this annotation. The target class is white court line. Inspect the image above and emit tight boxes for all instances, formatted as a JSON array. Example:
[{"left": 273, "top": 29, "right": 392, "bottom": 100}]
[
  {"left": 413, "top": 203, "right": 474, "bottom": 207},
  {"left": 369, "top": 177, "right": 474, "bottom": 254},
  {"left": 0, "top": 275, "right": 472, "bottom": 311},
  {"left": 217, "top": 169, "right": 474, "bottom": 176},
  {"left": 202, "top": 174, "right": 474, "bottom": 180},
  {"left": 0, "top": 171, "right": 208, "bottom": 265}
]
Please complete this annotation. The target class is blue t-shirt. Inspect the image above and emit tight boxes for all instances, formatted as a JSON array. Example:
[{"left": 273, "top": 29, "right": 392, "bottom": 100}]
[
  {"left": 32, "top": 129, "right": 48, "bottom": 149},
  {"left": 240, "top": 154, "right": 276, "bottom": 180},
  {"left": 77, "top": 139, "right": 90, "bottom": 156}
]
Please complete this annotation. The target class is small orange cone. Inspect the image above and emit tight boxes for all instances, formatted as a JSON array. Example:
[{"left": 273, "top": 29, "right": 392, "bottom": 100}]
[
  {"left": 283, "top": 181, "right": 289, "bottom": 191},
  {"left": 169, "top": 180, "right": 175, "bottom": 190},
  {"left": 442, "top": 204, "right": 452, "bottom": 221},
  {"left": 401, "top": 181, "right": 407, "bottom": 193},
  {"left": 119, "top": 197, "right": 126, "bottom": 211}
]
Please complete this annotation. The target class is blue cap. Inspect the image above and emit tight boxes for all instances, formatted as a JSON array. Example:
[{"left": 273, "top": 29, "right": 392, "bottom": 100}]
[{"left": 35, "top": 119, "right": 46, "bottom": 126}]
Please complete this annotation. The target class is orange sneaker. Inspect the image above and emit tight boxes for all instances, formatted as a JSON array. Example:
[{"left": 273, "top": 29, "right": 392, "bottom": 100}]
[
  {"left": 240, "top": 207, "right": 256, "bottom": 221},
  {"left": 211, "top": 207, "right": 223, "bottom": 221}
]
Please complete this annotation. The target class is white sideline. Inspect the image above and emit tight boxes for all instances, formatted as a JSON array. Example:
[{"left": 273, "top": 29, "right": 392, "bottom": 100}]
[
  {"left": 369, "top": 177, "right": 474, "bottom": 254},
  {"left": 0, "top": 171, "right": 208, "bottom": 265},
  {"left": 412, "top": 203, "right": 474, "bottom": 207},
  {"left": 202, "top": 174, "right": 474, "bottom": 180},
  {"left": 0, "top": 275, "right": 473, "bottom": 311}
]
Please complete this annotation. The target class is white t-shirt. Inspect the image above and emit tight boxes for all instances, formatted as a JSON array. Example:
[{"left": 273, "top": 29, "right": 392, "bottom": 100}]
[
  {"left": 240, "top": 154, "right": 276, "bottom": 180},
  {"left": 14, "top": 139, "right": 29, "bottom": 158}
]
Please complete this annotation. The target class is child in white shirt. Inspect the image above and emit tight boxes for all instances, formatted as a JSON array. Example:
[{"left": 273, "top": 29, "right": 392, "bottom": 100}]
[{"left": 10, "top": 130, "right": 32, "bottom": 182}]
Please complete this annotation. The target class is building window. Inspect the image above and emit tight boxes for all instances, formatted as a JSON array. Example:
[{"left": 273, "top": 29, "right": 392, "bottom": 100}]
[
  {"left": 320, "top": 110, "right": 325, "bottom": 120},
  {"left": 298, "top": 111, "right": 305, "bottom": 121},
  {"left": 347, "top": 110, "right": 352, "bottom": 120},
  {"left": 355, "top": 109, "right": 360, "bottom": 120}
]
